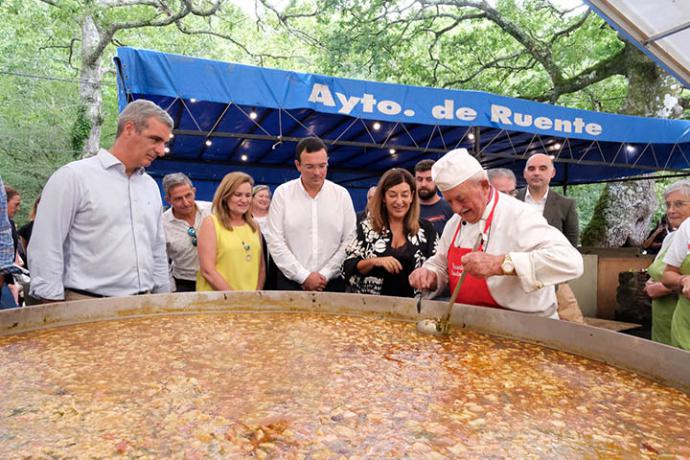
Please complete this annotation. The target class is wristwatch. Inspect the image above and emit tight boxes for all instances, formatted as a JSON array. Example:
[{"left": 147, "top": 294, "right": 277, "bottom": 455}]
[{"left": 501, "top": 254, "right": 515, "bottom": 275}]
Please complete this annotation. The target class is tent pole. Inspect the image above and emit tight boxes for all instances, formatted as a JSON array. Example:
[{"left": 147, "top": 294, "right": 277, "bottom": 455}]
[{"left": 473, "top": 126, "right": 480, "bottom": 157}]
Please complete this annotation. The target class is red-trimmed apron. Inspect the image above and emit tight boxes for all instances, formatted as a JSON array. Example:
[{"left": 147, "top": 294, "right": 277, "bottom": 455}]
[{"left": 447, "top": 189, "right": 501, "bottom": 308}]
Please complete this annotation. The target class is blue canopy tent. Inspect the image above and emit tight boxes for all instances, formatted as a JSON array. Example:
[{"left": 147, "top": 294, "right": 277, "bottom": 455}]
[{"left": 115, "top": 47, "right": 690, "bottom": 209}]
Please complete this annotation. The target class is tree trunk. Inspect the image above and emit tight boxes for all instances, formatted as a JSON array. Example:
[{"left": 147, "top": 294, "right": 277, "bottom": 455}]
[
  {"left": 618, "top": 43, "right": 684, "bottom": 118},
  {"left": 582, "top": 178, "right": 657, "bottom": 247},
  {"left": 581, "top": 44, "right": 682, "bottom": 248},
  {"left": 79, "top": 15, "right": 104, "bottom": 158}
]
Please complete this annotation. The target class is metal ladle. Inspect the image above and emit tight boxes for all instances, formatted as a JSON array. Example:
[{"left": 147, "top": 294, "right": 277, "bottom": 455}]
[{"left": 416, "top": 232, "right": 484, "bottom": 336}]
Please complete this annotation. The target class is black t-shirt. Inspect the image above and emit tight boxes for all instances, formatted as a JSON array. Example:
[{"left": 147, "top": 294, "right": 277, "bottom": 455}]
[
  {"left": 17, "top": 220, "right": 33, "bottom": 246},
  {"left": 420, "top": 199, "right": 454, "bottom": 237},
  {"left": 17, "top": 220, "right": 33, "bottom": 270}
]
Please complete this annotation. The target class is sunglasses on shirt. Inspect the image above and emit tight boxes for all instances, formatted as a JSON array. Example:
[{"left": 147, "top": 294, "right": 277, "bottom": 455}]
[{"left": 187, "top": 226, "right": 197, "bottom": 247}]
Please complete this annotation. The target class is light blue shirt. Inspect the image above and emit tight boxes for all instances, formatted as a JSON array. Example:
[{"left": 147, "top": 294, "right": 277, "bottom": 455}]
[{"left": 29, "top": 149, "right": 170, "bottom": 299}]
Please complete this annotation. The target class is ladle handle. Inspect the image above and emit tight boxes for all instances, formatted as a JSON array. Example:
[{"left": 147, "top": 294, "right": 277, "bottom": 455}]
[{"left": 439, "top": 232, "right": 484, "bottom": 326}]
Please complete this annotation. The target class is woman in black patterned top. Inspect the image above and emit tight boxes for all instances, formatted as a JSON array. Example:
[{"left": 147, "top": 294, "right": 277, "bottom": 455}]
[{"left": 342, "top": 168, "right": 438, "bottom": 297}]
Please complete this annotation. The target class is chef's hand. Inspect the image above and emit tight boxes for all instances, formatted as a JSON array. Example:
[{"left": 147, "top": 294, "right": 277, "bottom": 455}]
[
  {"left": 376, "top": 256, "right": 403, "bottom": 274},
  {"left": 643, "top": 279, "right": 671, "bottom": 299},
  {"left": 409, "top": 267, "right": 438, "bottom": 291},
  {"left": 302, "top": 272, "right": 327, "bottom": 291},
  {"left": 461, "top": 252, "right": 504, "bottom": 279}
]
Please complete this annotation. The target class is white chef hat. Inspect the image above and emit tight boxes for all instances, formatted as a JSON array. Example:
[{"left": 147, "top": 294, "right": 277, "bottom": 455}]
[{"left": 431, "top": 148, "right": 484, "bottom": 192}]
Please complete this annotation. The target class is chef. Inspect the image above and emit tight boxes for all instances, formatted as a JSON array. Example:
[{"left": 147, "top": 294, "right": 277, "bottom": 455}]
[{"left": 409, "top": 148, "right": 583, "bottom": 317}]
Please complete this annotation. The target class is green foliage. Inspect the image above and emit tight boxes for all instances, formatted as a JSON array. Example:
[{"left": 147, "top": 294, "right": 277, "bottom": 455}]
[
  {"left": 0, "top": 0, "right": 686, "bottom": 232},
  {"left": 70, "top": 105, "right": 91, "bottom": 157},
  {"left": 581, "top": 184, "right": 610, "bottom": 246}
]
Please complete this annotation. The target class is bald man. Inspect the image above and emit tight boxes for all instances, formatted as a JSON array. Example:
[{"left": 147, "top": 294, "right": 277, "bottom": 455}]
[
  {"left": 516, "top": 154, "right": 578, "bottom": 246},
  {"left": 516, "top": 153, "right": 583, "bottom": 322}
]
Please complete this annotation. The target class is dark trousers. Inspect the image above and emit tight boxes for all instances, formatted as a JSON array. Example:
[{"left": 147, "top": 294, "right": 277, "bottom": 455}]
[
  {"left": 275, "top": 270, "right": 345, "bottom": 292},
  {"left": 174, "top": 278, "right": 197, "bottom": 292}
]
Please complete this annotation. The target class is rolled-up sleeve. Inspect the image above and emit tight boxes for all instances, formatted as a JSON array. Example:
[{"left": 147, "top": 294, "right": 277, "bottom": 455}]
[{"left": 510, "top": 212, "right": 583, "bottom": 293}]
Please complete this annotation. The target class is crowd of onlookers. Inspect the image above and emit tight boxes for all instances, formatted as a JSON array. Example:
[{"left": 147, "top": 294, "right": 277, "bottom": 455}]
[{"left": 1, "top": 99, "right": 688, "bottom": 351}]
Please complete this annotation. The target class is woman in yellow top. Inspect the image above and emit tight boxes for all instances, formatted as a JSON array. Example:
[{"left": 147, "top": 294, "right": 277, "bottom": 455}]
[{"left": 197, "top": 172, "right": 265, "bottom": 291}]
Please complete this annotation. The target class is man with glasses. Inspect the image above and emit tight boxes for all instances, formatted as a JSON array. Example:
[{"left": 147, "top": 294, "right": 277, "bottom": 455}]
[
  {"left": 161, "top": 173, "right": 211, "bottom": 292},
  {"left": 515, "top": 153, "right": 583, "bottom": 322},
  {"left": 29, "top": 100, "right": 173, "bottom": 301},
  {"left": 266, "top": 137, "right": 356, "bottom": 292},
  {"left": 487, "top": 168, "right": 518, "bottom": 197}
]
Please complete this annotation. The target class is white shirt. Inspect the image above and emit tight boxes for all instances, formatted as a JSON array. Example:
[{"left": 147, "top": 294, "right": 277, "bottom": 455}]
[
  {"left": 266, "top": 178, "right": 356, "bottom": 284},
  {"left": 162, "top": 201, "right": 211, "bottom": 281},
  {"left": 423, "top": 192, "right": 583, "bottom": 314},
  {"left": 253, "top": 214, "right": 269, "bottom": 236},
  {"left": 524, "top": 187, "right": 549, "bottom": 215},
  {"left": 664, "top": 219, "right": 690, "bottom": 267},
  {"left": 29, "top": 149, "right": 170, "bottom": 299}
]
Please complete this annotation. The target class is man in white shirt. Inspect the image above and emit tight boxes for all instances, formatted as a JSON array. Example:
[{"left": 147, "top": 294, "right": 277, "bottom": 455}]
[
  {"left": 29, "top": 100, "right": 173, "bottom": 301},
  {"left": 409, "top": 148, "right": 583, "bottom": 316},
  {"left": 266, "top": 137, "right": 356, "bottom": 292},
  {"left": 161, "top": 173, "right": 211, "bottom": 292}
]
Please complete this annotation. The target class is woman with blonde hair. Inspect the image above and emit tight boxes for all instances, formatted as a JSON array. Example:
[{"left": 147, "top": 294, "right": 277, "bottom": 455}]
[
  {"left": 197, "top": 172, "right": 265, "bottom": 291},
  {"left": 250, "top": 184, "right": 272, "bottom": 234},
  {"left": 342, "top": 168, "right": 437, "bottom": 297}
]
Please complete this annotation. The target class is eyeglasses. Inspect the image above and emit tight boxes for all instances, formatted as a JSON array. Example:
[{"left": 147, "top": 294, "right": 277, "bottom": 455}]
[
  {"left": 665, "top": 200, "right": 690, "bottom": 210},
  {"left": 187, "top": 226, "right": 197, "bottom": 247}
]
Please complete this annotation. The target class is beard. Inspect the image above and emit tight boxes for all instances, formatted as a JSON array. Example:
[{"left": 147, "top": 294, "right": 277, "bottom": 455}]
[{"left": 418, "top": 186, "right": 437, "bottom": 200}]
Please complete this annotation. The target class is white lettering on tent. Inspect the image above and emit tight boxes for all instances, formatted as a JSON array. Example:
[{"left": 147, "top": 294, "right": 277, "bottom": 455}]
[
  {"left": 534, "top": 116, "right": 552, "bottom": 130},
  {"left": 336, "top": 92, "right": 361, "bottom": 114},
  {"left": 378, "top": 100, "right": 401, "bottom": 115},
  {"left": 433, "top": 100, "right": 454, "bottom": 119},
  {"left": 514, "top": 113, "right": 533, "bottom": 127},
  {"left": 306, "top": 85, "right": 604, "bottom": 137},
  {"left": 308, "top": 83, "right": 336, "bottom": 107},
  {"left": 586, "top": 123, "right": 602, "bottom": 135},
  {"left": 490, "top": 104, "right": 602, "bottom": 136},
  {"left": 361, "top": 93, "right": 377, "bottom": 112},
  {"left": 554, "top": 119, "right": 572, "bottom": 133},
  {"left": 491, "top": 104, "right": 513, "bottom": 124},
  {"left": 455, "top": 107, "right": 477, "bottom": 121},
  {"left": 432, "top": 100, "right": 477, "bottom": 121}
]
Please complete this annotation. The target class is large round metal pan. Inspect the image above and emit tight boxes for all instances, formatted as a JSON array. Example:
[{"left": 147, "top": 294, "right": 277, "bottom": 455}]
[{"left": 1, "top": 291, "right": 688, "bottom": 391}]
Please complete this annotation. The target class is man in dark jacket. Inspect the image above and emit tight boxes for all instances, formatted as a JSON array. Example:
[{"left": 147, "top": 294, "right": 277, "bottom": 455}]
[
  {"left": 516, "top": 153, "right": 579, "bottom": 246},
  {"left": 515, "top": 153, "right": 583, "bottom": 322}
]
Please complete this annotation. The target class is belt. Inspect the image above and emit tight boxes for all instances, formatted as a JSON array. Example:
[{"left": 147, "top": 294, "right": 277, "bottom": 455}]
[{"left": 66, "top": 288, "right": 151, "bottom": 298}]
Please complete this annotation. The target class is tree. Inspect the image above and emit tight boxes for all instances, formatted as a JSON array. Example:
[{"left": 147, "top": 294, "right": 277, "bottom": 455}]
[
  {"left": 33, "top": 0, "right": 232, "bottom": 157},
  {"left": 286, "top": 0, "right": 687, "bottom": 246}
]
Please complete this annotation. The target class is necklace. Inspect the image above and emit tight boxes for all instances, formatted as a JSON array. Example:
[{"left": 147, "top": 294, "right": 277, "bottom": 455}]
[{"left": 241, "top": 241, "right": 252, "bottom": 262}]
